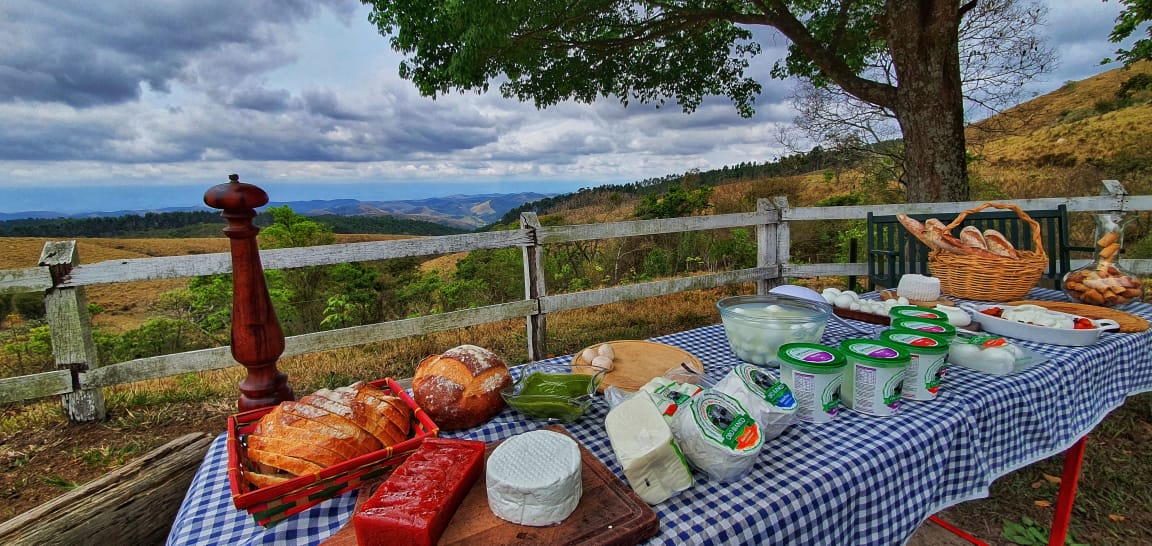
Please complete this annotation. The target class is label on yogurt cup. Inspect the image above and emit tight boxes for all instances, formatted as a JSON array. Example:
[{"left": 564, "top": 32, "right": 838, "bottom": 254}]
[
  {"left": 784, "top": 346, "right": 836, "bottom": 363},
  {"left": 887, "top": 332, "right": 942, "bottom": 348},
  {"left": 899, "top": 320, "right": 947, "bottom": 334},
  {"left": 845, "top": 342, "right": 900, "bottom": 360}
]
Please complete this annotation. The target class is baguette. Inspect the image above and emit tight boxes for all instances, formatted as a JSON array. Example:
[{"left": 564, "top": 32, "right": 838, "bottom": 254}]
[
  {"left": 959, "top": 226, "right": 988, "bottom": 249},
  {"left": 897, "top": 214, "right": 968, "bottom": 254},
  {"left": 280, "top": 401, "right": 383, "bottom": 453},
  {"left": 247, "top": 446, "right": 326, "bottom": 476},
  {"left": 246, "top": 471, "right": 295, "bottom": 489},
  {"left": 348, "top": 382, "right": 411, "bottom": 434},
  {"left": 310, "top": 389, "right": 399, "bottom": 447},
  {"left": 982, "top": 229, "right": 1019, "bottom": 259},
  {"left": 246, "top": 433, "right": 349, "bottom": 468},
  {"left": 337, "top": 385, "right": 411, "bottom": 445},
  {"left": 259, "top": 405, "right": 376, "bottom": 460}
]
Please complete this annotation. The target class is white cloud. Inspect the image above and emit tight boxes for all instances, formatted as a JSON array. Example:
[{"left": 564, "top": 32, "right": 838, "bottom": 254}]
[{"left": 0, "top": 0, "right": 1138, "bottom": 212}]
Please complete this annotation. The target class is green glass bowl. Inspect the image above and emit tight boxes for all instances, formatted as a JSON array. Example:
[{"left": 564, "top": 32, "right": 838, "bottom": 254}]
[{"left": 501, "top": 363, "right": 605, "bottom": 422}]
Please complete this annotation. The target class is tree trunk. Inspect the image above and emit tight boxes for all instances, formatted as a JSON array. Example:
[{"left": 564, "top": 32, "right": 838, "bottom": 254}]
[{"left": 885, "top": 0, "right": 971, "bottom": 204}]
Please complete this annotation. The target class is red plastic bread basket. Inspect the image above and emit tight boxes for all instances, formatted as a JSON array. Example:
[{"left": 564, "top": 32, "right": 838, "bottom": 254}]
[{"left": 226, "top": 377, "right": 439, "bottom": 526}]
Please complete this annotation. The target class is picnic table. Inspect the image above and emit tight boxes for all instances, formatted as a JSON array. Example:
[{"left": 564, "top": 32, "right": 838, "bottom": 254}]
[{"left": 166, "top": 288, "right": 1152, "bottom": 545}]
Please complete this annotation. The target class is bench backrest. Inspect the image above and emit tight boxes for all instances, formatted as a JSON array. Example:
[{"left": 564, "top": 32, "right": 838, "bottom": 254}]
[{"left": 866, "top": 205, "right": 1080, "bottom": 290}]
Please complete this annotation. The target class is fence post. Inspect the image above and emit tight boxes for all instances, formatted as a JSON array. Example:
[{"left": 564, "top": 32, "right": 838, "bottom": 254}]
[
  {"left": 756, "top": 197, "right": 789, "bottom": 294},
  {"left": 39, "top": 241, "right": 105, "bottom": 422},
  {"left": 1101, "top": 180, "right": 1128, "bottom": 206},
  {"left": 520, "top": 212, "right": 547, "bottom": 361}
]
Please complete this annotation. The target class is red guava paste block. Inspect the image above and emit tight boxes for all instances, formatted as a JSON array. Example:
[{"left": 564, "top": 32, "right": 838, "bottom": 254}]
[{"left": 353, "top": 437, "right": 486, "bottom": 546}]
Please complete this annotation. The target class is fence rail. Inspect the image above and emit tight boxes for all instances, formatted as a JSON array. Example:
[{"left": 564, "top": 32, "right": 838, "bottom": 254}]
[{"left": 2, "top": 182, "right": 1150, "bottom": 420}]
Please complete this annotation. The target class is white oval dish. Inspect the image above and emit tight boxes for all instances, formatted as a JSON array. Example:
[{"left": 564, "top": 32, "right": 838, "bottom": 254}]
[{"left": 960, "top": 303, "right": 1120, "bottom": 346}]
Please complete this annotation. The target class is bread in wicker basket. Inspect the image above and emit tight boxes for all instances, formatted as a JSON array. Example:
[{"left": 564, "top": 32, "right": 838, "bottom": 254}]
[{"left": 899, "top": 203, "right": 1048, "bottom": 302}]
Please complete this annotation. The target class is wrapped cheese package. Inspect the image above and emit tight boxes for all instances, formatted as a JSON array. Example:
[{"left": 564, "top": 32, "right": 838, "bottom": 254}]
[
  {"left": 639, "top": 377, "right": 705, "bottom": 421},
  {"left": 669, "top": 390, "right": 763, "bottom": 483},
  {"left": 713, "top": 363, "right": 797, "bottom": 441}
]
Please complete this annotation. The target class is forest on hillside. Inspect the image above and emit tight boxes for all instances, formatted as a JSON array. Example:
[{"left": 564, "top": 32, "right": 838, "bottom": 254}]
[{"left": 0, "top": 209, "right": 468, "bottom": 238}]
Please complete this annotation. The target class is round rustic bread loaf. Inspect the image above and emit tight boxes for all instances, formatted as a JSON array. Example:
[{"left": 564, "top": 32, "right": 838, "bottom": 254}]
[{"left": 412, "top": 344, "right": 512, "bottom": 430}]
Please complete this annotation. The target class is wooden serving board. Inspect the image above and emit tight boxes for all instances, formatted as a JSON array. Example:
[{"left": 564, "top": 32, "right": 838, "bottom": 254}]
[
  {"left": 572, "top": 340, "right": 703, "bottom": 392},
  {"left": 1006, "top": 300, "right": 1150, "bottom": 333},
  {"left": 878, "top": 289, "right": 955, "bottom": 308},
  {"left": 833, "top": 307, "right": 889, "bottom": 325},
  {"left": 322, "top": 426, "right": 658, "bottom": 546}
]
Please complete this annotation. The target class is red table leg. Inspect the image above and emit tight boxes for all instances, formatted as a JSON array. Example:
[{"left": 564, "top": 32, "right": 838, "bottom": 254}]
[
  {"left": 930, "top": 435, "right": 1088, "bottom": 546},
  {"left": 1049, "top": 435, "right": 1088, "bottom": 546},
  {"left": 928, "top": 515, "right": 989, "bottom": 545}
]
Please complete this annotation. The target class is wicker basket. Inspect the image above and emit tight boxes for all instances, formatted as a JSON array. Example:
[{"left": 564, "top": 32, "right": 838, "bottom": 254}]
[
  {"left": 927, "top": 202, "right": 1048, "bottom": 301},
  {"left": 227, "top": 378, "right": 438, "bottom": 526}
]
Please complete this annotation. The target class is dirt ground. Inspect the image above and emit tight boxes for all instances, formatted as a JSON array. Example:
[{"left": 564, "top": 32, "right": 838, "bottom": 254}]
[{"left": 0, "top": 402, "right": 226, "bottom": 523}]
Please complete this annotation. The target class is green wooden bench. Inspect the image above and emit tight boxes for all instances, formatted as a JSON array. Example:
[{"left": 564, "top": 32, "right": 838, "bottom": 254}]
[{"left": 866, "top": 204, "right": 1087, "bottom": 290}]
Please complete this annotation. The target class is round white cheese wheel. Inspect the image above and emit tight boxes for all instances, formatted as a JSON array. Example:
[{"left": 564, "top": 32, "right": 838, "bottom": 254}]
[{"left": 486, "top": 429, "right": 583, "bottom": 526}]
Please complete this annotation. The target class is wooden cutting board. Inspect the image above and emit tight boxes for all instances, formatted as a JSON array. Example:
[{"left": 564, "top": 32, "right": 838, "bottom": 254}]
[
  {"left": 1006, "top": 300, "right": 1150, "bottom": 333},
  {"left": 322, "top": 426, "right": 658, "bottom": 546},
  {"left": 571, "top": 340, "right": 703, "bottom": 392}
]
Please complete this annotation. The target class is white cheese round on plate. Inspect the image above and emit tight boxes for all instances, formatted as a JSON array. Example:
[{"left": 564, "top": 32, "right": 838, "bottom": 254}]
[{"left": 486, "top": 429, "right": 583, "bottom": 526}]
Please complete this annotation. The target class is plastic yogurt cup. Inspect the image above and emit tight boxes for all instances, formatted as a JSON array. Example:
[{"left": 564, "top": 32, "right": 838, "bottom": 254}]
[
  {"left": 838, "top": 338, "right": 910, "bottom": 417},
  {"left": 879, "top": 329, "right": 949, "bottom": 401},
  {"left": 888, "top": 305, "right": 950, "bottom": 324},
  {"left": 889, "top": 317, "right": 957, "bottom": 342},
  {"left": 776, "top": 343, "right": 846, "bottom": 424}
]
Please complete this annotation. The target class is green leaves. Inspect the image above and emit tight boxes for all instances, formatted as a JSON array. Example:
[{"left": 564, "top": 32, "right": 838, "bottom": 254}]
[
  {"left": 364, "top": 0, "right": 762, "bottom": 116},
  {"left": 1000, "top": 517, "right": 1087, "bottom": 546},
  {"left": 1107, "top": 0, "right": 1152, "bottom": 66}
]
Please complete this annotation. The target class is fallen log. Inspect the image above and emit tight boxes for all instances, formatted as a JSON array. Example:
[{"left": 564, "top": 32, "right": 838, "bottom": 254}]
[{"left": 0, "top": 432, "right": 213, "bottom": 546}]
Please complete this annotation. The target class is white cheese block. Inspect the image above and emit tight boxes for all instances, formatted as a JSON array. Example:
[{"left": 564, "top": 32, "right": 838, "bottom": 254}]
[
  {"left": 604, "top": 392, "right": 694, "bottom": 505},
  {"left": 486, "top": 429, "right": 583, "bottom": 526}
]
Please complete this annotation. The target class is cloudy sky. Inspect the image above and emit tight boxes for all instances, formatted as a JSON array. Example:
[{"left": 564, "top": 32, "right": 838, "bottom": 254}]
[{"left": 0, "top": 1, "right": 1142, "bottom": 212}]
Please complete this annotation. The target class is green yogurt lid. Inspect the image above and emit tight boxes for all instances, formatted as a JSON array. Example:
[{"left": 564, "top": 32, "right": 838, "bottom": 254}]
[
  {"left": 888, "top": 306, "right": 949, "bottom": 322},
  {"left": 890, "top": 317, "right": 957, "bottom": 336},
  {"left": 838, "top": 338, "right": 910, "bottom": 367},
  {"left": 879, "top": 329, "right": 950, "bottom": 354},
  {"left": 777, "top": 343, "right": 845, "bottom": 373}
]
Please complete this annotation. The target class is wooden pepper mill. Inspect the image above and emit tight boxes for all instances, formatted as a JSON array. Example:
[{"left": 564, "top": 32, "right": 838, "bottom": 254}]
[{"left": 204, "top": 174, "right": 294, "bottom": 411}]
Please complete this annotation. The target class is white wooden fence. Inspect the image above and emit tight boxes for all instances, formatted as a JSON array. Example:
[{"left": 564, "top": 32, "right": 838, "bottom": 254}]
[{"left": 2, "top": 182, "right": 1151, "bottom": 421}]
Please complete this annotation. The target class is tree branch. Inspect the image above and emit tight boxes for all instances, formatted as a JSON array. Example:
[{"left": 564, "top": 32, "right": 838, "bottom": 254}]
[
  {"left": 959, "top": 0, "right": 979, "bottom": 19},
  {"left": 758, "top": 0, "right": 898, "bottom": 109}
]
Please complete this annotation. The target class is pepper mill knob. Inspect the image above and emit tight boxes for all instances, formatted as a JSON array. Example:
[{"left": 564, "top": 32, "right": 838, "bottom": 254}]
[{"left": 204, "top": 174, "right": 293, "bottom": 411}]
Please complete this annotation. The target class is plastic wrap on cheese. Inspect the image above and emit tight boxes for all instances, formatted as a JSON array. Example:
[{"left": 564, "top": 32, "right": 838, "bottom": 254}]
[
  {"left": 713, "top": 364, "right": 798, "bottom": 441},
  {"left": 639, "top": 377, "right": 704, "bottom": 421},
  {"left": 604, "top": 392, "right": 693, "bottom": 504},
  {"left": 670, "top": 390, "right": 763, "bottom": 483}
]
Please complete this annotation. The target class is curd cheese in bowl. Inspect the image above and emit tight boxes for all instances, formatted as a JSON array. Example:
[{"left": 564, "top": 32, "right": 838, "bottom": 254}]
[{"left": 717, "top": 294, "right": 831, "bottom": 366}]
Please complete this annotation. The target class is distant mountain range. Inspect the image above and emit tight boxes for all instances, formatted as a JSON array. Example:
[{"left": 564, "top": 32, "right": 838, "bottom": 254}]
[{"left": 0, "top": 192, "right": 556, "bottom": 229}]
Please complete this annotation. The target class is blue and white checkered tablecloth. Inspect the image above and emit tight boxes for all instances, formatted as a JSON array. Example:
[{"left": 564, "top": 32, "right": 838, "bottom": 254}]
[{"left": 167, "top": 289, "right": 1152, "bottom": 546}]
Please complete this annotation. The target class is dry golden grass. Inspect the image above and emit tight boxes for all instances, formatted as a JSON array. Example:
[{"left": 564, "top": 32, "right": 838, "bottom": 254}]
[{"left": 2, "top": 234, "right": 408, "bottom": 331}]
